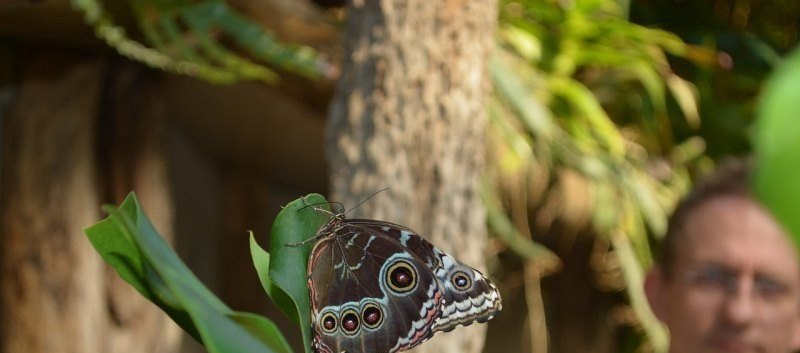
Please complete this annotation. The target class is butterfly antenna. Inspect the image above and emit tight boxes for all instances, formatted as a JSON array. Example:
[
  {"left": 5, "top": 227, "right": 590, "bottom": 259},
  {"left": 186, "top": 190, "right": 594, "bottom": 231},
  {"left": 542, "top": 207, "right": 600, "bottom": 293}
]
[
  {"left": 343, "top": 187, "right": 389, "bottom": 217},
  {"left": 286, "top": 235, "right": 322, "bottom": 247},
  {"left": 298, "top": 201, "right": 344, "bottom": 217},
  {"left": 287, "top": 190, "right": 386, "bottom": 247}
]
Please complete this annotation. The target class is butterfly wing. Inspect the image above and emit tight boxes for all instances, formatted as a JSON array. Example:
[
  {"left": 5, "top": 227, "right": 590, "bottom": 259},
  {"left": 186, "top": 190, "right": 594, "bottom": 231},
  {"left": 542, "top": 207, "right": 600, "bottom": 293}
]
[
  {"left": 347, "top": 220, "right": 503, "bottom": 333},
  {"left": 308, "top": 222, "right": 443, "bottom": 353}
]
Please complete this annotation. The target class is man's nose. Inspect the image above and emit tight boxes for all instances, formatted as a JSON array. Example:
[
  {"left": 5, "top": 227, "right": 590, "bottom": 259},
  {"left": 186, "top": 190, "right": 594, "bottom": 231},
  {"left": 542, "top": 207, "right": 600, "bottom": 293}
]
[{"left": 722, "top": 278, "right": 755, "bottom": 326}]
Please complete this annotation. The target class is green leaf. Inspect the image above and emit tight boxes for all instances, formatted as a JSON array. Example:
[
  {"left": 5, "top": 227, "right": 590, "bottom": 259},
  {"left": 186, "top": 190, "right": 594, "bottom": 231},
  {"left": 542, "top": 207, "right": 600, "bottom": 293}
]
[
  {"left": 500, "top": 25, "right": 542, "bottom": 63},
  {"left": 250, "top": 235, "right": 296, "bottom": 330},
  {"left": 250, "top": 233, "right": 275, "bottom": 301},
  {"left": 85, "top": 192, "right": 294, "bottom": 353},
  {"left": 665, "top": 74, "right": 700, "bottom": 129},
  {"left": 227, "top": 312, "right": 293, "bottom": 353},
  {"left": 86, "top": 196, "right": 201, "bottom": 340},
  {"left": 753, "top": 46, "right": 800, "bottom": 247},
  {"left": 262, "top": 194, "right": 331, "bottom": 353}
]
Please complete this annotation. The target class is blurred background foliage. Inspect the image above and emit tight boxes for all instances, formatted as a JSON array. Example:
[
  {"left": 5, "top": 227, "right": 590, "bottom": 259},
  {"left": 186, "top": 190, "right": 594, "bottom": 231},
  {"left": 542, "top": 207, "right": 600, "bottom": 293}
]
[
  {"left": 71, "top": 0, "right": 333, "bottom": 83},
  {"left": 65, "top": 0, "right": 800, "bottom": 352}
]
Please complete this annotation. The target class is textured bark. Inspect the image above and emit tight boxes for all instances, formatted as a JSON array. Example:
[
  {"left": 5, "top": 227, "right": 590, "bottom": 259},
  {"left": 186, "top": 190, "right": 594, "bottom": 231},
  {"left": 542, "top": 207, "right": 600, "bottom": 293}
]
[
  {"left": 326, "top": 1, "right": 497, "bottom": 353},
  {"left": 0, "top": 51, "right": 180, "bottom": 353},
  {"left": 0, "top": 51, "right": 106, "bottom": 353}
]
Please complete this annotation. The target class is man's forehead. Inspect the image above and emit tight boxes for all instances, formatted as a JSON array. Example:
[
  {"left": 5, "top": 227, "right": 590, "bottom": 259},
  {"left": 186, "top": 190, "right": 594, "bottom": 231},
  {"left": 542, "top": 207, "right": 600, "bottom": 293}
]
[{"left": 676, "top": 195, "right": 799, "bottom": 277}]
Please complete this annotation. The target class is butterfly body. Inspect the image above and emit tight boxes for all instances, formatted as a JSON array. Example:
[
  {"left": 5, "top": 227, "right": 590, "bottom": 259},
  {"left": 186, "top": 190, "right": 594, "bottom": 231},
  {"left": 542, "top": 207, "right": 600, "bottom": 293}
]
[{"left": 307, "top": 215, "right": 502, "bottom": 353}]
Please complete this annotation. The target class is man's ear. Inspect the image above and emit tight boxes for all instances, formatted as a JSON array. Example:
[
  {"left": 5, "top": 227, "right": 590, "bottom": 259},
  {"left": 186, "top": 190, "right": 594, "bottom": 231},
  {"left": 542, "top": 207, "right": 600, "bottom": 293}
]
[{"left": 644, "top": 266, "right": 667, "bottom": 320}]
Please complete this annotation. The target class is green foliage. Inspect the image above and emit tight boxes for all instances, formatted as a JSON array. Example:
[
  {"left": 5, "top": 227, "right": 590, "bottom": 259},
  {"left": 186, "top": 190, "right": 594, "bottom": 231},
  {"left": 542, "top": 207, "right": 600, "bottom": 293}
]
[
  {"left": 76, "top": 1, "right": 800, "bottom": 352},
  {"left": 490, "top": 1, "right": 800, "bottom": 352},
  {"left": 251, "top": 194, "right": 330, "bottom": 353},
  {"left": 481, "top": 183, "right": 561, "bottom": 272},
  {"left": 753, "top": 46, "right": 800, "bottom": 247},
  {"left": 488, "top": 0, "right": 713, "bottom": 351},
  {"left": 86, "top": 192, "right": 329, "bottom": 353},
  {"left": 70, "top": 0, "right": 330, "bottom": 84},
  {"left": 630, "top": 0, "right": 800, "bottom": 158}
]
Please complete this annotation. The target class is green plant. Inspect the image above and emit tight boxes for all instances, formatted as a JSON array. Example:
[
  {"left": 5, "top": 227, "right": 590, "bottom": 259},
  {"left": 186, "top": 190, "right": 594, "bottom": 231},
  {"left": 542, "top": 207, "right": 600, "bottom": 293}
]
[
  {"left": 753, "top": 46, "right": 800, "bottom": 246},
  {"left": 70, "top": 0, "right": 330, "bottom": 84},
  {"left": 85, "top": 192, "right": 329, "bottom": 353},
  {"left": 487, "top": 1, "right": 712, "bottom": 351}
]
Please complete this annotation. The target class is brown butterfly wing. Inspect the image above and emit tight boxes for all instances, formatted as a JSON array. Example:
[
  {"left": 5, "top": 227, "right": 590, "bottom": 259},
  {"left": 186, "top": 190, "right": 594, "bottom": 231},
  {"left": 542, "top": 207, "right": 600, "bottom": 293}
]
[
  {"left": 308, "top": 223, "right": 443, "bottom": 353},
  {"left": 347, "top": 220, "right": 503, "bottom": 333}
]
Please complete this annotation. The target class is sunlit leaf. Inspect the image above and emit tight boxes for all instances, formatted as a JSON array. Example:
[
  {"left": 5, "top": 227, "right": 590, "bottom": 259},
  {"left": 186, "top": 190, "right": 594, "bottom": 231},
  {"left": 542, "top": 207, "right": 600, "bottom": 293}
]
[
  {"left": 753, "top": 46, "right": 800, "bottom": 246},
  {"left": 500, "top": 25, "right": 542, "bottom": 63},
  {"left": 666, "top": 74, "right": 700, "bottom": 129}
]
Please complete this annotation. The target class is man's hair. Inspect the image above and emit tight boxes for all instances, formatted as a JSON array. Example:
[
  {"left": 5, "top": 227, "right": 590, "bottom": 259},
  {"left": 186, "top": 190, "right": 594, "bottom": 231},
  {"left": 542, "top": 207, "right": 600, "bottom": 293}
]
[{"left": 659, "top": 157, "right": 753, "bottom": 276}]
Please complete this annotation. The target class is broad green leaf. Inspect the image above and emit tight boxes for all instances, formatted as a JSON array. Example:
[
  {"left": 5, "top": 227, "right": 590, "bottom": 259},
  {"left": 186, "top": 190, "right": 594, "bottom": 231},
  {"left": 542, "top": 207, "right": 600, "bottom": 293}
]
[
  {"left": 228, "top": 312, "right": 293, "bottom": 353},
  {"left": 86, "top": 196, "right": 200, "bottom": 340},
  {"left": 86, "top": 192, "right": 294, "bottom": 353},
  {"left": 753, "top": 46, "right": 800, "bottom": 247},
  {"left": 266, "top": 194, "right": 331, "bottom": 353},
  {"left": 250, "top": 234, "right": 296, "bottom": 331},
  {"left": 250, "top": 233, "right": 275, "bottom": 302}
]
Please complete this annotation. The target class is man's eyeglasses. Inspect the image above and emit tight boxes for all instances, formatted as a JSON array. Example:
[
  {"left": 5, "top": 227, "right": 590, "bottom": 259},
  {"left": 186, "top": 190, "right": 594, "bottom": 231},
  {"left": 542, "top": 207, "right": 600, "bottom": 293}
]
[{"left": 681, "top": 264, "right": 793, "bottom": 303}]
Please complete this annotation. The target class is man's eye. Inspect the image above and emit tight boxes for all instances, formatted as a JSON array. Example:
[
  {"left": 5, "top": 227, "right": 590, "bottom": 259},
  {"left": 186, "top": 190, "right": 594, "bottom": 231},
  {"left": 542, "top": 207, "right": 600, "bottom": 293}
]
[
  {"left": 755, "top": 277, "right": 789, "bottom": 298},
  {"left": 686, "top": 267, "right": 733, "bottom": 289}
]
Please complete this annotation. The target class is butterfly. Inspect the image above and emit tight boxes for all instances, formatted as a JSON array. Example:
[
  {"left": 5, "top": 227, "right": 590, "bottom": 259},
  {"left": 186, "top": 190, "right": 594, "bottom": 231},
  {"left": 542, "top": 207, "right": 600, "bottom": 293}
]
[{"left": 304, "top": 206, "right": 502, "bottom": 353}]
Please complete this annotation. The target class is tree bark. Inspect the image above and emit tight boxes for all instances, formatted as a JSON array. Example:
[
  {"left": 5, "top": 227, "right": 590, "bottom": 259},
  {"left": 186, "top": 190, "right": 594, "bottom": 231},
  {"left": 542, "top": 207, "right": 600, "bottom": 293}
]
[
  {"left": 0, "top": 50, "right": 181, "bottom": 353},
  {"left": 326, "top": 1, "right": 497, "bottom": 353},
  {"left": 0, "top": 50, "right": 107, "bottom": 353}
]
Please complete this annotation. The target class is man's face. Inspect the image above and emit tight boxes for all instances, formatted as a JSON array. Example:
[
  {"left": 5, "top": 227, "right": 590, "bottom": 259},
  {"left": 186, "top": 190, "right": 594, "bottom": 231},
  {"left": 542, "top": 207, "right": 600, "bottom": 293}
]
[{"left": 647, "top": 195, "right": 800, "bottom": 353}]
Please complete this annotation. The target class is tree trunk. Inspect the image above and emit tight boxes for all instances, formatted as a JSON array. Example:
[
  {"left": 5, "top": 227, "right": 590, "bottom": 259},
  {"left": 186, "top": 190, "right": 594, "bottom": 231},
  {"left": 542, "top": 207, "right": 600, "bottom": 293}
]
[
  {"left": 0, "top": 50, "right": 180, "bottom": 353},
  {"left": 0, "top": 50, "right": 107, "bottom": 353},
  {"left": 326, "top": 2, "right": 497, "bottom": 353}
]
